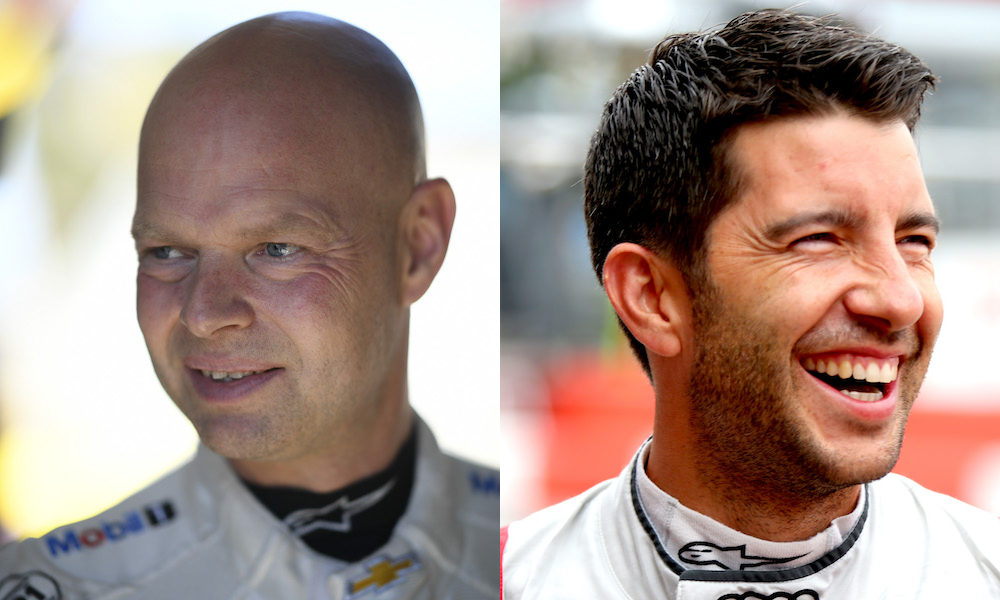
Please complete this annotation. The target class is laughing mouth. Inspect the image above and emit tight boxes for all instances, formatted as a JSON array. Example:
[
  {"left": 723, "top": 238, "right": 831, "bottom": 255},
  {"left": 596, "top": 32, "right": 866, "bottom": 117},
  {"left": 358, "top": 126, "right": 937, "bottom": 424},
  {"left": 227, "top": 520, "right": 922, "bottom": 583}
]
[
  {"left": 802, "top": 355, "right": 899, "bottom": 402},
  {"left": 198, "top": 368, "right": 275, "bottom": 383}
]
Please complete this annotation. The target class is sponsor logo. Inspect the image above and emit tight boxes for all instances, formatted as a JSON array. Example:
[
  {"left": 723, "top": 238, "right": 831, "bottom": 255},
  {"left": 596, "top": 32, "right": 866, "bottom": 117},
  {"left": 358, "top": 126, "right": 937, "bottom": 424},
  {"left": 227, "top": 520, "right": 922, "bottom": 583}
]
[
  {"left": 0, "top": 571, "right": 61, "bottom": 600},
  {"left": 347, "top": 553, "right": 421, "bottom": 598},
  {"left": 469, "top": 470, "right": 499, "bottom": 495},
  {"left": 284, "top": 479, "right": 394, "bottom": 536},
  {"left": 718, "top": 590, "right": 819, "bottom": 600},
  {"left": 44, "top": 500, "right": 176, "bottom": 558},
  {"left": 679, "top": 541, "right": 805, "bottom": 570}
]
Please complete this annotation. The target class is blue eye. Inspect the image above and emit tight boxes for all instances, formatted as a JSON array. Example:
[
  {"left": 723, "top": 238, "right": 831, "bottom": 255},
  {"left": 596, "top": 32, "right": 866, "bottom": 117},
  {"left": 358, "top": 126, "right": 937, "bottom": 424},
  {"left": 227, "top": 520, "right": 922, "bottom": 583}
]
[
  {"left": 152, "top": 246, "right": 181, "bottom": 259},
  {"left": 264, "top": 242, "right": 299, "bottom": 258}
]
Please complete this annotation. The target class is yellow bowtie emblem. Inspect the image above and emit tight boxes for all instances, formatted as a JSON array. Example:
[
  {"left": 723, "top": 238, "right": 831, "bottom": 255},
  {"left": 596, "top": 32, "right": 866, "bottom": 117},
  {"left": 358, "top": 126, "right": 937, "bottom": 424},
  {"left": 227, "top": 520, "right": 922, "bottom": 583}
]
[{"left": 350, "top": 555, "right": 419, "bottom": 595}]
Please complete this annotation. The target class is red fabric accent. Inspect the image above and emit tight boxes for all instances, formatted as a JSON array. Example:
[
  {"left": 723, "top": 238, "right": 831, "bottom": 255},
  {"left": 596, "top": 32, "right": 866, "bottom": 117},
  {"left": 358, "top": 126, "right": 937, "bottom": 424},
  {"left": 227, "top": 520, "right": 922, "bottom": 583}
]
[{"left": 500, "top": 525, "right": 509, "bottom": 595}]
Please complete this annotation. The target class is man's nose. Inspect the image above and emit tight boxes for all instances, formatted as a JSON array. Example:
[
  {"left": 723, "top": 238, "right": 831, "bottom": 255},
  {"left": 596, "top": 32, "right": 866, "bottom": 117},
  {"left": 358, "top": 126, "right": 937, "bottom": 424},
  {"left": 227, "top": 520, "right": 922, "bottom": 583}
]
[
  {"left": 842, "top": 242, "right": 925, "bottom": 333},
  {"left": 179, "top": 256, "right": 254, "bottom": 337}
]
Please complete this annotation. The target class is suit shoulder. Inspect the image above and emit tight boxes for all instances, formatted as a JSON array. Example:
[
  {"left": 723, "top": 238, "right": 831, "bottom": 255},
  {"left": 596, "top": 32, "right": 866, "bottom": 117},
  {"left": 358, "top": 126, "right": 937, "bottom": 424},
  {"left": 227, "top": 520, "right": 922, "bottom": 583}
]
[
  {"left": 0, "top": 454, "right": 198, "bottom": 591},
  {"left": 874, "top": 473, "right": 1000, "bottom": 551},
  {"left": 877, "top": 473, "right": 1000, "bottom": 523},
  {"left": 443, "top": 452, "right": 500, "bottom": 521},
  {"left": 504, "top": 478, "right": 613, "bottom": 566}
]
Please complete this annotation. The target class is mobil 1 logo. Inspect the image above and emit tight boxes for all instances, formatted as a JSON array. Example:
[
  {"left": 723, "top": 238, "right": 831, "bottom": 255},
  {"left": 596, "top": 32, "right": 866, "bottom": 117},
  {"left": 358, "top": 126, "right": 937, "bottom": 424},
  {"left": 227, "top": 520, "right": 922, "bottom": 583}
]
[{"left": 43, "top": 500, "right": 176, "bottom": 558}]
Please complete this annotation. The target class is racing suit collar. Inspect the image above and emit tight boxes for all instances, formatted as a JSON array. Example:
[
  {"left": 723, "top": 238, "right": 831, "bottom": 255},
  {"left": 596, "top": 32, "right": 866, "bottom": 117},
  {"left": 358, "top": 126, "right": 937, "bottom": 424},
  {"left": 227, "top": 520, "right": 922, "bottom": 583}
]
[
  {"left": 244, "top": 423, "right": 417, "bottom": 562},
  {"left": 628, "top": 440, "right": 869, "bottom": 582}
]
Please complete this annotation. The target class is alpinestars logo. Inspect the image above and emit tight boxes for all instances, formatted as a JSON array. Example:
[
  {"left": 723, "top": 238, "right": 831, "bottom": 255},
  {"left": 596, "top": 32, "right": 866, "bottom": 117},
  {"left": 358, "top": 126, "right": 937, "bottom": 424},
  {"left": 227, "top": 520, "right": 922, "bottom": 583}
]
[
  {"left": 44, "top": 500, "right": 176, "bottom": 558},
  {"left": 284, "top": 479, "right": 394, "bottom": 536},
  {"left": 679, "top": 541, "right": 805, "bottom": 570}
]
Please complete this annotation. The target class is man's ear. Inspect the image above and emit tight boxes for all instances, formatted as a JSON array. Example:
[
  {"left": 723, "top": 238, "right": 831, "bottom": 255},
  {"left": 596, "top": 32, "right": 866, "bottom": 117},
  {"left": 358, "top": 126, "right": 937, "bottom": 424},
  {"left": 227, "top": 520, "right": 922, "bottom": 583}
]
[
  {"left": 399, "top": 177, "right": 456, "bottom": 306},
  {"left": 602, "top": 243, "right": 691, "bottom": 359}
]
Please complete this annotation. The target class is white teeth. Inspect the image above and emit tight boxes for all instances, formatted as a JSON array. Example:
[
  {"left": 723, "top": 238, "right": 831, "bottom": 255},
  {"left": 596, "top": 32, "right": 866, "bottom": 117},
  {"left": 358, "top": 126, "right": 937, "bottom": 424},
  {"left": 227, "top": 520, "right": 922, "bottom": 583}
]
[
  {"left": 852, "top": 363, "right": 865, "bottom": 380},
  {"left": 803, "top": 356, "right": 899, "bottom": 385},
  {"left": 838, "top": 360, "right": 852, "bottom": 379},
  {"left": 841, "top": 389, "right": 883, "bottom": 402},
  {"left": 200, "top": 370, "right": 260, "bottom": 382}
]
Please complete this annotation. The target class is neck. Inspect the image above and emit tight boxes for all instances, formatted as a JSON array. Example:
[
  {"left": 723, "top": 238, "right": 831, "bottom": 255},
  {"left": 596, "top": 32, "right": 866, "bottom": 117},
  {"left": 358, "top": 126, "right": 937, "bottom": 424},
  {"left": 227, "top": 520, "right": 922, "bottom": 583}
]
[
  {"left": 230, "top": 393, "right": 414, "bottom": 493},
  {"left": 646, "top": 413, "right": 860, "bottom": 542}
]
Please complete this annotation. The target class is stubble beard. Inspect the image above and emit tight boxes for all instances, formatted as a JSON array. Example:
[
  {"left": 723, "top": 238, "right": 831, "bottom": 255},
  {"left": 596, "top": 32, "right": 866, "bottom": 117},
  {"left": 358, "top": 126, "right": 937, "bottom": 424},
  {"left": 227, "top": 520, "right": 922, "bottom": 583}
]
[{"left": 685, "top": 277, "right": 931, "bottom": 509}]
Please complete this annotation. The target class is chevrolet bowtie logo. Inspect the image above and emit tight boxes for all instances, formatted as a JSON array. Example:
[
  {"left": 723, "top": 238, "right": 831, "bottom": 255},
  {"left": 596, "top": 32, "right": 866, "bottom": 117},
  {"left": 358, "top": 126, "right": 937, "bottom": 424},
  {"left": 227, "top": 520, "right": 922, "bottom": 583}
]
[
  {"left": 348, "top": 554, "right": 420, "bottom": 597},
  {"left": 284, "top": 479, "right": 395, "bottom": 536}
]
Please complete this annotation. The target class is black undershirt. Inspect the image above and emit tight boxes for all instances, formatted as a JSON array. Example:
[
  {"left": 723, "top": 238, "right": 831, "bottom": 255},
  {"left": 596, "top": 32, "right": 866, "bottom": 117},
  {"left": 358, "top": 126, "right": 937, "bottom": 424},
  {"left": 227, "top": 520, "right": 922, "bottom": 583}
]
[{"left": 244, "top": 426, "right": 417, "bottom": 562}]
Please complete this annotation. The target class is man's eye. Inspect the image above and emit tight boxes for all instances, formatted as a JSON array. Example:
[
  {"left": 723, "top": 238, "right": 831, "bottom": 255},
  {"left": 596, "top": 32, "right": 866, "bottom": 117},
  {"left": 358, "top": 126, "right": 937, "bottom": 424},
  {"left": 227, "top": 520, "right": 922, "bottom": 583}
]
[
  {"left": 899, "top": 234, "right": 934, "bottom": 248},
  {"left": 152, "top": 246, "right": 182, "bottom": 259},
  {"left": 263, "top": 242, "right": 300, "bottom": 258},
  {"left": 792, "top": 232, "right": 836, "bottom": 245},
  {"left": 898, "top": 234, "right": 935, "bottom": 260}
]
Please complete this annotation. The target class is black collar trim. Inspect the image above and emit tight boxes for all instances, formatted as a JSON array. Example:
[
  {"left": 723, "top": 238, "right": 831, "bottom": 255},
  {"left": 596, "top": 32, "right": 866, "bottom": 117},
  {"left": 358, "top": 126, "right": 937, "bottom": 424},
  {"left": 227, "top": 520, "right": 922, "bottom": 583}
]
[
  {"left": 628, "top": 448, "right": 870, "bottom": 582},
  {"left": 245, "top": 424, "right": 417, "bottom": 562}
]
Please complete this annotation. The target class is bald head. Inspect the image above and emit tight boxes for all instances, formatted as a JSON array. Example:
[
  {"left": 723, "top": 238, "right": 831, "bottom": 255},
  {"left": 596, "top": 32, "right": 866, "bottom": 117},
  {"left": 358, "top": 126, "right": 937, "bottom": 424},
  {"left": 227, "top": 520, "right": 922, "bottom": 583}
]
[
  {"left": 140, "top": 11, "right": 426, "bottom": 203},
  {"left": 131, "top": 13, "right": 457, "bottom": 476}
]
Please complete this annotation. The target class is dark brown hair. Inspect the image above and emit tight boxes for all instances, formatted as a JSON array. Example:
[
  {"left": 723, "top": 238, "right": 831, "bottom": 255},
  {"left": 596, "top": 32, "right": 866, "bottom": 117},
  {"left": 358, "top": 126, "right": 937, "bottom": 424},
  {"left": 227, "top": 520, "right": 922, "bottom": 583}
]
[{"left": 584, "top": 9, "right": 936, "bottom": 374}]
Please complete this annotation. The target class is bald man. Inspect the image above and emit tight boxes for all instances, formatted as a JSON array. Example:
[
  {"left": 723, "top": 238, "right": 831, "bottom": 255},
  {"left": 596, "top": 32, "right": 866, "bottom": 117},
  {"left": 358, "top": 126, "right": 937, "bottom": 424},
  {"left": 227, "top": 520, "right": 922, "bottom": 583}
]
[{"left": 0, "top": 12, "right": 498, "bottom": 599}]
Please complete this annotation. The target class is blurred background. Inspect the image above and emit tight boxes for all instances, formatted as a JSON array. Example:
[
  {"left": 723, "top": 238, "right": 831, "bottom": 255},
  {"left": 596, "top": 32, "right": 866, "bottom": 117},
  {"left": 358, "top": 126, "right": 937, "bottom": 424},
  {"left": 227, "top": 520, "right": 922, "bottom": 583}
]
[
  {"left": 501, "top": 0, "right": 1000, "bottom": 524},
  {"left": 0, "top": 0, "right": 498, "bottom": 538}
]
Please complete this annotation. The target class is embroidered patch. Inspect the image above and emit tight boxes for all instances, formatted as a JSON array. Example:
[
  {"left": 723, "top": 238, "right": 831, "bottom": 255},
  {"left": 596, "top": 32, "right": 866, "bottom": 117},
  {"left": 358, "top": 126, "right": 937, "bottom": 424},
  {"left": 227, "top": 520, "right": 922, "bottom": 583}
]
[
  {"left": 717, "top": 590, "right": 819, "bottom": 600},
  {"left": 43, "top": 500, "right": 177, "bottom": 558},
  {"left": 679, "top": 541, "right": 805, "bottom": 570},
  {"left": 346, "top": 553, "right": 421, "bottom": 598},
  {"left": 0, "top": 571, "right": 62, "bottom": 600},
  {"left": 283, "top": 479, "right": 395, "bottom": 536},
  {"left": 469, "top": 469, "right": 499, "bottom": 495}
]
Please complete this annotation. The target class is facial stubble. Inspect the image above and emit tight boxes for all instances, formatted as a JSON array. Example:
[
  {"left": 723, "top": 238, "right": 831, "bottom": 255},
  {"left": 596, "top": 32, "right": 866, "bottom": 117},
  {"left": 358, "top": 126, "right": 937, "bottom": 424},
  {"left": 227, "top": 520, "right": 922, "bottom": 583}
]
[{"left": 685, "top": 278, "right": 931, "bottom": 509}]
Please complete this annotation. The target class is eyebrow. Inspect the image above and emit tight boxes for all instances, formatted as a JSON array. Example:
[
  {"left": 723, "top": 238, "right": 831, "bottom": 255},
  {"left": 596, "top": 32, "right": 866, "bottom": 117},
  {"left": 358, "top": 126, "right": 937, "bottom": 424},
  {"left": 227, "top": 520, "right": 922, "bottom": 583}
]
[
  {"left": 763, "top": 208, "right": 941, "bottom": 241},
  {"left": 130, "top": 221, "right": 171, "bottom": 242},
  {"left": 131, "top": 212, "right": 341, "bottom": 244},
  {"left": 897, "top": 211, "right": 941, "bottom": 234},
  {"left": 763, "top": 209, "right": 862, "bottom": 240}
]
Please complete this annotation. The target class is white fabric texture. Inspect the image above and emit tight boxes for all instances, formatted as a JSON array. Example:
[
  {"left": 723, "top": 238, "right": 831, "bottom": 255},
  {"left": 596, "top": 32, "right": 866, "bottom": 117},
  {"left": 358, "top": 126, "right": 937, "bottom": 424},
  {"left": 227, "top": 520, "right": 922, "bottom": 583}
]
[
  {"left": 0, "top": 418, "right": 500, "bottom": 600},
  {"left": 503, "top": 441, "right": 1000, "bottom": 600}
]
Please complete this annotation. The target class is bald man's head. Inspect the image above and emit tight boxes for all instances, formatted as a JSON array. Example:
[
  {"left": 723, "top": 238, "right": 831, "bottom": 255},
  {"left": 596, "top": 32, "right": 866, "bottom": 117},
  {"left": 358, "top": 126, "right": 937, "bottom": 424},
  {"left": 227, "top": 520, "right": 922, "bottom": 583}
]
[
  {"left": 131, "top": 13, "right": 456, "bottom": 473},
  {"left": 140, "top": 11, "right": 426, "bottom": 200}
]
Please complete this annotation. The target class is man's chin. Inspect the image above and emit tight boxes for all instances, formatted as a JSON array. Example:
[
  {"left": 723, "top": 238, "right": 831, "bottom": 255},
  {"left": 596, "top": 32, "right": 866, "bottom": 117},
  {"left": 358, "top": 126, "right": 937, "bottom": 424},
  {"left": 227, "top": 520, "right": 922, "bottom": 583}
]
[
  {"left": 804, "top": 434, "right": 905, "bottom": 491},
  {"left": 193, "top": 414, "right": 283, "bottom": 461}
]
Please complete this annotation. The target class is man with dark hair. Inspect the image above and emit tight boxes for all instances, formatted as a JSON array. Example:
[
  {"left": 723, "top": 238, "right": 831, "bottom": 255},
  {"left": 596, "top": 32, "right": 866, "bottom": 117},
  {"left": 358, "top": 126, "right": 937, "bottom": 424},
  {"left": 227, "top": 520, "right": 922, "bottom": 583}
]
[
  {"left": 0, "top": 12, "right": 498, "bottom": 598},
  {"left": 503, "top": 9, "right": 1000, "bottom": 598}
]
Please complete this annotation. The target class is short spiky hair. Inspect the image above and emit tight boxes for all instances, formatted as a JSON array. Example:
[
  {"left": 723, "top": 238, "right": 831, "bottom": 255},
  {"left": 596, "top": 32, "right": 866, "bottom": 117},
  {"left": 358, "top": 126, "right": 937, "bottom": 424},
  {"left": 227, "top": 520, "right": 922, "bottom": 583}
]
[{"left": 584, "top": 9, "right": 937, "bottom": 375}]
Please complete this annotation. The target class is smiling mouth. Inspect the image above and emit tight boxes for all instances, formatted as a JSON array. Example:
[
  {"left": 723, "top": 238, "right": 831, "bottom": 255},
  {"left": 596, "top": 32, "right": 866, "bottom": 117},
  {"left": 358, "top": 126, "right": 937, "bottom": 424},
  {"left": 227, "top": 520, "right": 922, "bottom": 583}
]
[
  {"left": 801, "top": 355, "right": 899, "bottom": 402},
  {"left": 198, "top": 368, "right": 278, "bottom": 383}
]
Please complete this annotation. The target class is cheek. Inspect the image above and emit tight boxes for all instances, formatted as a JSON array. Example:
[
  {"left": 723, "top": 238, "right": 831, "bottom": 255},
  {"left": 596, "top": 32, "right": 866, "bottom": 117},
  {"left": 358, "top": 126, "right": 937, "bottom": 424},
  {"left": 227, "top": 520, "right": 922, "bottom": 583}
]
[
  {"left": 136, "top": 276, "right": 183, "bottom": 344},
  {"left": 917, "top": 277, "right": 943, "bottom": 342},
  {"left": 272, "top": 269, "right": 399, "bottom": 348},
  {"left": 258, "top": 274, "right": 367, "bottom": 352}
]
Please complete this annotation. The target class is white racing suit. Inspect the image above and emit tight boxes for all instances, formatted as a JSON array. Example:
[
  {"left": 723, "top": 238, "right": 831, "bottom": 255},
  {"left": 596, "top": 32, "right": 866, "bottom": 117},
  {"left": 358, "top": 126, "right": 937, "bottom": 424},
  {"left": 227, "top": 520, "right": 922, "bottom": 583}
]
[
  {"left": 503, "top": 441, "right": 1000, "bottom": 599},
  {"left": 0, "top": 419, "right": 499, "bottom": 599}
]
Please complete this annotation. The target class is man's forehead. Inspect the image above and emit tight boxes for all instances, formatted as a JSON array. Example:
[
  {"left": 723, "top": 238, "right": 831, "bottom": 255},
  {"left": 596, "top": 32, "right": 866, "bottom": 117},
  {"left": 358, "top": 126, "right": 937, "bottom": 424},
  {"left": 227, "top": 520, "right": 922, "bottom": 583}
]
[
  {"left": 724, "top": 115, "right": 932, "bottom": 211},
  {"left": 132, "top": 197, "right": 347, "bottom": 243}
]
